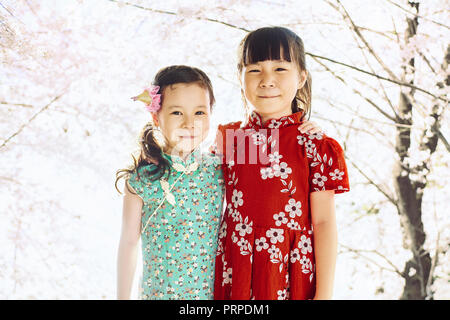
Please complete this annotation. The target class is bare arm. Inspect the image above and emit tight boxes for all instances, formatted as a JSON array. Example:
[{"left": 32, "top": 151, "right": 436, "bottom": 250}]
[
  {"left": 117, "top": 181, "right": 142, "bottom": 300},
  {"left": 310, "top": 190, "right": 337, "bottom": 300}
]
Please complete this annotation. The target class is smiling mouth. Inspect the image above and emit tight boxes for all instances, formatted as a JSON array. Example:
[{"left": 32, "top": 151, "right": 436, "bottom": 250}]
[
  {"left": 258, "top": 95, "right": 280, "bottom": 98},
  {"left": 179, "top": 136, "right": 197, "bottom": 139}
]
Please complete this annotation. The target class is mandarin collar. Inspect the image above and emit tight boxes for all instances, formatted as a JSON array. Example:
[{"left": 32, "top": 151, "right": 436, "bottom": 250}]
[
  {"left": 162, "top": 148, "right": 201, "bottom": 167},
  {"left": 246, "top": 110, "right": 304, "bottom": 129}
]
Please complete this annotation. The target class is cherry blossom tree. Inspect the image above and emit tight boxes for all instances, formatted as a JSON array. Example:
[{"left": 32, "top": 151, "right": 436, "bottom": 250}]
[{"left": 321, "top": 0, "right": 448, "bottom": 299}]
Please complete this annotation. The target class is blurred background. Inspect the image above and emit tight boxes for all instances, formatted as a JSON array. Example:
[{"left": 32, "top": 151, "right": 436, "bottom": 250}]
[{"left": 0, "top": 0, "right": 448, "bottom": 299}]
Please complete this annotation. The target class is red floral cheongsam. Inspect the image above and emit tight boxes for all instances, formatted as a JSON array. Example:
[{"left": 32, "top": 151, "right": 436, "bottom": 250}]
[{"left": 213, "top": 111, "right": 350, "bottom": 300}]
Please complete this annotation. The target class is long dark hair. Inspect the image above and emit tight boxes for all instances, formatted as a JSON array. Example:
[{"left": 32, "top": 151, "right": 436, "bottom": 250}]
[
  {"left": 115, "top": 65, "right": 215, "bottom": 194},
  {"left": 237, "top": 26, "right": 312, "bottom": 120}
]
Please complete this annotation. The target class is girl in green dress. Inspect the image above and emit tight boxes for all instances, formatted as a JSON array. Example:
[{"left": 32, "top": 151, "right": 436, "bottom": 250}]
[{"left": 115, "top": 65, "right": 224, "bottom": 300}]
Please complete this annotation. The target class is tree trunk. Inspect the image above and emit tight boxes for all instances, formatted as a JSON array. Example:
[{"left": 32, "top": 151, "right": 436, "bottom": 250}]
[{"left": 393, "top": 1, "right": 433, "bottom": 300}]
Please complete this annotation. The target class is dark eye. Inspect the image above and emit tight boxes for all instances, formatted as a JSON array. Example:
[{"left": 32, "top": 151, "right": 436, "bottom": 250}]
[
  {"left": 248, "top": 69, "right": 260, "bottom": 73},
  {"left": 195, "top": 111, "right": 206, "bottom": 115},
  {"left": 171, "top": 111, "right": 182, "bottom": 115},
  {"left": 276, "top": 68, "right": 286, "bottom": 71}
]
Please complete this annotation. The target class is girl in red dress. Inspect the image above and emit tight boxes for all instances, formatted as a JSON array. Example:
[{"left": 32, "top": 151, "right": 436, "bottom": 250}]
[{"left": 213, "top": 27, "right": 350, "bottom": 300}]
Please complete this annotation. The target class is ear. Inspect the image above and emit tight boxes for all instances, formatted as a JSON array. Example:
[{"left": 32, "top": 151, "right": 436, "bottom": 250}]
[
  {"left": 151, "top": 113, "right": 159, "bottom": 127},
  {"left": 298, "top": 70, "right": 308, "bottom": 90}
]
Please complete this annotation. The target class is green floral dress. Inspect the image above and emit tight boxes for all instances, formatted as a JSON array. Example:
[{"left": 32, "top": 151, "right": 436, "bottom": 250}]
[{"left": 127, "top": 150, "right": 224, "bottom": 300}]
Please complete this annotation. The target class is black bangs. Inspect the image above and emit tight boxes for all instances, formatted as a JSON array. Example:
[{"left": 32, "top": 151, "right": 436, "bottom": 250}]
[{"left": 243, "top": 27, "right": 293, "bottom": 65}]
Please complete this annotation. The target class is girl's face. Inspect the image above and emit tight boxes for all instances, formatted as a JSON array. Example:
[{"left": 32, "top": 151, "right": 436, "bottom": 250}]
[
  {"left": 242, "top": 55, "right": 306, "bottom": 122},
  {"left": 152, "top": 83, "right": 211, "bottom": 157}
]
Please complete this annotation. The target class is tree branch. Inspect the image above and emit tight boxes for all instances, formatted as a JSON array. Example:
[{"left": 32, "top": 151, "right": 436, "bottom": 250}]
[
  {"left": 384, "top": 0, "right": 450, "bottom": 30},
  {"left": 1, "top": 92, "right": 66, "bottom": 149},
  {"left": 328, "top": 0, "right": 400, "bottom": 82},
  {"left": 308, "top": 52, "right": 445, "bottom": 102},
  {"left": 312, "top": 55, "right": 398, "bottom": 121},
  {"left": 1, "top": 101, "right": 34, "bottom": 108},
  {"left": 106, "top": 0, "right": 446, "bottom": 103},
  {"left": 312, "top": 48, "right": 449, "bottom": 151},
  {"left": 345, "top": 154, "right": 399, "bottom": 209},
  {"left": 106, "top": 0, "right": 251, "bottom": 32},
  {"left": 340, "top": 243, "right": 405, "bottom": 277}
]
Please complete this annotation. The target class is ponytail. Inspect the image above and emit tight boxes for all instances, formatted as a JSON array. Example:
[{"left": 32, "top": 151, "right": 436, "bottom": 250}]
[
  {"left": 138, "top": 122, "right": 171, "bottom": 181},
  {"left": 114, "top": 122, "right": 171, "bottom": 194}
]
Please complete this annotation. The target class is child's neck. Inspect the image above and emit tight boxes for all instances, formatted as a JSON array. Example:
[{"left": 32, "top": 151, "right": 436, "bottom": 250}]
[
  {"left": 164, "top": 147, "right": 196, "bottom": 162},
  {"left": 256, "top": 109, "right": 293, "bottom": 125}
]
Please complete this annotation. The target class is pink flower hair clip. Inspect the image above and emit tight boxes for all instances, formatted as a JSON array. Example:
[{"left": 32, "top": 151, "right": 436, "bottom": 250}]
[{"left": 131, "top": 85, "right": 161, "bottom": 113}]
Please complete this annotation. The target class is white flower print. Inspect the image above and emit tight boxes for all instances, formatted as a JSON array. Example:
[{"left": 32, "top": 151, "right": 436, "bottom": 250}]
[
  {"left": 268, "top": 120, "right": 282, "bottom": 129},
  {"left": 296, "top": 135, "right": 307, "bottom": 145},
  {"left": 273, "top": 211, "right": 288, "bottom": 226},
  {"left": 231, "top": 189, "right": 244, "bottom": 208},
  {"left": 266, "top": 228, "right": 285, "bottom": 244},
  {"left": 237, "top": 237, "right": 248, "bottom": 249},
  {"left": 284, "top": 198, "right": 302, "bottom": 218},
  {"left": 308, "top": 132, "right": 323, "bottom": 140},
  {"left": 218, "top": 221, "right": 227, "bottom": 239},
  {"left": 235, "top": 216, "right": 253, "bottom": 237},
  {"left": 312, "top": 172, "right": 328, "bottom": 187},
  {"left": 251, "top": 132, "right": 266, "bottom": 145},
  {"left": 231, "top": 209, "right": 240, "bottom": 222},
  {"left": 255, "top": 237, "right": 269, "bottom": 252},
  {"left": 268, "top": 245, "right": 281, "bottom": 259},
  {"left": 227, "top": 160, "right": 235, "bottom": 169},
  {"left": 299, "top": 235, "right": 312, "bottom": 254},
  {"left": 290, "top": 248, "right": 301, "bottom": 263},
  {"left": 268, "top": 151, "right": 283, "bottom": 164},
  {"left": 250, "top": 112, "right": 262, "bottom": 126},
  {"left": 237, "top": 238, "right": 251, "bottom": 256},
  {"left": 299, "top": 256, "right": 310, "bottom": 268},
  {"left": 277, "top": 289, "right": 287, "bottom": 300},
  {"left": 231, "top": 231, "right": 238, "bottom": 243},
  {"left": 272, "top": 162, "right": 292, "bottom": 179},
  {"left": 227, "top": 203, "right": 240, "bottom": 222},
  {"left": 300, "top": 256, "right": 313, "bottom": 277},
  {"left": 216, "top": 242, "right": 223, "bottom": 255},
  {"left": 329, "top": 168, "right": 344, "bottom": 180},
  {"left": 287, "top": 219, "right": 300, "bottom": 230},
  {"left": 260, "top": 167, "right": 274, "bottom": 180},
  {"left": 223, "top": 267, "right": 232, "bottom": 284},
  {"left": 305, "top": 140, "right": 316, "bottom": 153}
]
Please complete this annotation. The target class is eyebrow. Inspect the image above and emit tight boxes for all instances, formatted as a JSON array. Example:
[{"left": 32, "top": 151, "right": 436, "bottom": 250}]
[
  {"left": 167, "top": 105, "right": 208, "bottom": 109},
  {"left": 247, "top": 59, "right": 289, "bottom": 65}
]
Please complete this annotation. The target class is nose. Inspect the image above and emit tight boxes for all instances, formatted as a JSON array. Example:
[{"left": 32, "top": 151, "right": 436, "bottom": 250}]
[
  {"left": 259, "top": 72, "right": 275, "bottom": 88},
  {"left": 182, "top": 114, "right": 195, "bottom": 129}
]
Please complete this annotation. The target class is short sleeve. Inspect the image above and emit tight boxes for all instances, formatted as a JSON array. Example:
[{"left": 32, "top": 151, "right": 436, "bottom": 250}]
[
  {"left": 208, "top": 125, "right": 225, "bottom": 158},
  {"left": 308, "top": 135, "right": 349, "bottom": 194},
  {"left": 126, "top": 166, "right": 152, "bottom": 200},
  {"left": 210, "top": 122, "right": 242, "bottom": 158}
]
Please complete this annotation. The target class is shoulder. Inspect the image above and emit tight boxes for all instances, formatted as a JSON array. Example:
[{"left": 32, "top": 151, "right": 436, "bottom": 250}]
[
  {"left": 297, "top": 131, "right": 346, "bottom": 162},
  {"left": 297, "top": 130, "right": 343, "bottom": 149},
  {"left": 315, "top": 134, "right": 345, "bottom": 154},
  {"left": 214, "top": 121, "right": 244, "bottom": 156},
  {"left": 199, "top": 151, "right": 223, "bottom": 168},
  {"left": 218, "top": 121, "right": 243, "bottom": 132},
  {"left": 126, "top": 164, "right": 159, "bottom": 201},
  {"left": 129, "top": 163, "right": 158, "bottom": 185}
]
